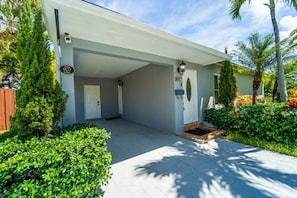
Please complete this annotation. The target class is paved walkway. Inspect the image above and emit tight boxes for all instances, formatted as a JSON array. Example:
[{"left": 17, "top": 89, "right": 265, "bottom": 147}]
[{"left": 92, "top": 119, "right": 297, "bottom": 198}]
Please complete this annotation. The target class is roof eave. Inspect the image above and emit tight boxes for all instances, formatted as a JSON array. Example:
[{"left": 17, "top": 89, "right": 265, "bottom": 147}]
[{"left": 41, "top": 0, "right": 229, "bottom": 65}]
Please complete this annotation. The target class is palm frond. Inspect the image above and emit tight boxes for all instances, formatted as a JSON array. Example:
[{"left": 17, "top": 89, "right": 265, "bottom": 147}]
[
  {"left": 281, "top": 0, "right": 297, "bottom": 9},
  {"left": 285, "top": 28, "right": 297, "bottom": 53},
  {"left": 232, "top": 32, "right": 276, "bottom": 73},
  {"left": 229, "top": 0, "right": 248, "bottom": 20},
  {"left": 285, "top": 70, "right": 297, "bottom": 85}
]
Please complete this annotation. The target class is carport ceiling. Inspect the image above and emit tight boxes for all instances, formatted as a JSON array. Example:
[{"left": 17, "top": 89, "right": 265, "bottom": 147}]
[{"left": 74, "top": 49, "right": 149, "bottom": 78}]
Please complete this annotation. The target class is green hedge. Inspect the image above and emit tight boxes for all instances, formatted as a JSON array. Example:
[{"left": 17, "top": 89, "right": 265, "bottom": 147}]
[
  {"left": 0, "top": 123, "right": 112, "bottom": 197},
  {"left": 204, "top": 103, "right": 297, "bottom": 145},
  {"left": 204, "top": 108, "right": 236, "bottom": 131}
]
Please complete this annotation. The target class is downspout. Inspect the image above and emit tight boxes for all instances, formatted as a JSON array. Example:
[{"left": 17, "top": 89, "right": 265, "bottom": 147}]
[
  {"left": 54, "top": 9, "right": 61, "bottom": 77},
  {"left": 55, "top": 8, "right": 64, "bottom": 127},
  {"left": 55, "top": 9, "right": 60, "bottom": 42}
]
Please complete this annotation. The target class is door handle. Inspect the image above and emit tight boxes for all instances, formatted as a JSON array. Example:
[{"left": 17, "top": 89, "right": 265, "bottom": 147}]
[{"left": 97, "top": 101, "right": 100, "bottom": 106}]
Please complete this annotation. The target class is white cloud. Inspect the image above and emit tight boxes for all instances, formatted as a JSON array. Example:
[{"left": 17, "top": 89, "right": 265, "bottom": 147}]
[
  {"left": 106, "top": 0, "right": 154, "bottom": 20},
  {"left": 89, "top": 0, "right": 297, "bottom": 52},
  {"left": 160, "top": 1, "right": 224, "bottom": 35},
  {"left": 175, "top": 0, "right": 272, "bottom": 52},
  {"left": 280, "top": 15, "right": 297, "bottom": 38},
  {"left": 94, "top": 0, "right": 110, "bottom": 7},
  {"left": 249, "top": 0, "right": 271, "bottom": 24},
  {"left": 184, "top": 0, "right": 297, "bottom": 51}
]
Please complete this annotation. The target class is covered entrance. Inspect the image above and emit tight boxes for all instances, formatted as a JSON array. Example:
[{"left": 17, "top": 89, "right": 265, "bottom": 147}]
[{"left": 72, "top": 45, "right": 176, "bottom": 133}]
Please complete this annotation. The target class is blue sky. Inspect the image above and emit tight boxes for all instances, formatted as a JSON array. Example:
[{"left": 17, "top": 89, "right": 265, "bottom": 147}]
[{"left": 88, "top": 0, "right": 297, "bottom": 53}]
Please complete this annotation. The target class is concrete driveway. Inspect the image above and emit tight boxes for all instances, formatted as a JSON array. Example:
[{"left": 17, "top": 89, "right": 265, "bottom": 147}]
[{"left": 93, "top": 119, "right": 297, "bottom": 198}]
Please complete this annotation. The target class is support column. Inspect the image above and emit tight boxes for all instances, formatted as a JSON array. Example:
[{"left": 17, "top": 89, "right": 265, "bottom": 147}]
[
  {"left": 60, "top": 43, "right": 76, "bottom": 126},
  {"left": 174, "top": 61, "right": 184, "bottom": 134}
]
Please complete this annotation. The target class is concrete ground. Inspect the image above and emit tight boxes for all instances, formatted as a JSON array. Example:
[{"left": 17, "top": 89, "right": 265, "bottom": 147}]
[{"left": 92, "top": 119, "right": 297, "bottom": 198}]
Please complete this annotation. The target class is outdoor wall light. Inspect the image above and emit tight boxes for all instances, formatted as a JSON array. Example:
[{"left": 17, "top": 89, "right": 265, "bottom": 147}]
[
  {"left": 118, "top": 79, "right": 124, "bottom": 87},
  {"left": 178, "top": 60, "right": 186, "bottom": 75},
  {"left": 64, "top": 32, "right": 71, "bottom": 44}
]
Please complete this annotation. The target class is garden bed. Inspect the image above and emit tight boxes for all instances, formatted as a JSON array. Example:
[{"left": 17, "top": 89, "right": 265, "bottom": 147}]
[{"left": 180, "top": 122, "right": 225, "bottom": 143}]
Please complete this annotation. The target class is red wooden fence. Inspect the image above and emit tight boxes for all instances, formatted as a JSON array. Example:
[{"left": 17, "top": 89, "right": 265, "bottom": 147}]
[{"left": 0, "top": 88, "right": 15, "bottom": 131}]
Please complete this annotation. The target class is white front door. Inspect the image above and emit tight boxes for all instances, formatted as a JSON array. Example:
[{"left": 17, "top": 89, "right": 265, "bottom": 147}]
[
  {"left": 183, "top": 69, "right": 198, "bottom": 124},
  {"left": 84, "top": 85, "right": 101, "bottom": 119}
]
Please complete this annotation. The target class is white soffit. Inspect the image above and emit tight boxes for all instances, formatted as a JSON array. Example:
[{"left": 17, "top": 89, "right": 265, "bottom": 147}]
[
  {"left": 41, "top": 0, "right": 230, "bottom": 66},
  {"left": 73, "top": 50, "right": 150, "bottom": 78}
]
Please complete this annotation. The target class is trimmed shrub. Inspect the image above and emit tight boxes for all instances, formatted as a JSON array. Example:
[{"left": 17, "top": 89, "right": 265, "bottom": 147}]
[
  {"left": 16, "top": 97, "right": 54, "bottom": 137},
  {"left": 0, "top": 123, "right": 112, "bottom": 197},
  {"left": 205, "top": 103, "right": 297, "bottom": 146},
  {"left": 204, "top": 108, "right": 236, "bottom": 131},
  {"left": 236, "top": 103, "right": 297, "bottom": 145},
  {"left": 218, "top": 58, "right": 237, "bottom": 108}
]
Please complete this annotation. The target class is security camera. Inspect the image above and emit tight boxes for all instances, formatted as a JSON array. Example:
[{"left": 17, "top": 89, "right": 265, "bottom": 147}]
[{"left": 64, "top": 33, "right": 71, "bottom": 44}]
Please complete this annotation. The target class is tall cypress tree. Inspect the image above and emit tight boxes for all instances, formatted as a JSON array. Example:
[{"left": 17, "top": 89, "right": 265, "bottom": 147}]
[
  {"left": 11, "top": 1, "right": 67, "bottom": 138},
  {"left": 16, "top": 0, "right": 33, "bottom": 69},
  {"left": 218, "top": 54, "right": 237, "bottom": 108}
]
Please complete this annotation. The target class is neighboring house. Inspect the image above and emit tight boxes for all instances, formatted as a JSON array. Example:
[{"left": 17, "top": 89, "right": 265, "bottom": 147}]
[
  {"left": 203, "top": 65, "right": 264, "bottom": 107},
  {"left": 233, "top": 66, "right": 265, "bottom": 98},
  {"left": 41, "top": 0, "right": 254, "bottom": 134}
]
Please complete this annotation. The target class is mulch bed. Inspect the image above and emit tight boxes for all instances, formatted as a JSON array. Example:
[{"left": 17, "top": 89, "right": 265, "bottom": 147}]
[
  {"left": 185, "top": 128, "right": 212, "bottom": 136},
  {"left": 180, "top": 122, "right": 225, "bottom": 144}
]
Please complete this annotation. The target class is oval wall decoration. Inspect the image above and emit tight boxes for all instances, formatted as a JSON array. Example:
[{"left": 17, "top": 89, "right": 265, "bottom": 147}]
[
  {"left": 186, "top": 78, "right": 191, "bottom": 102},
  {"left": 60, "top": 65, "right": 75, "bottom": 74}
]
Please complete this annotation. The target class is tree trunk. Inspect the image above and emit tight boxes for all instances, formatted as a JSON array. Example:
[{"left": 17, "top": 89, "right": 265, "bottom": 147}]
[
  {"left": 268, "top": 3, "right": 288, "bottom": 102},
  {"left": 252, "top": 72, "right": 262, "bottom": 104},
  {"left": 272, "top": 77, "right": 278, "bottom": 102}
]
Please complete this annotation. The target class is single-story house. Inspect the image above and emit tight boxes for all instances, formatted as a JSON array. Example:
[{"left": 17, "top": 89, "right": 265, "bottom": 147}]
[{"left": 41, "top": 0, "right": 257, "bottom": 134}]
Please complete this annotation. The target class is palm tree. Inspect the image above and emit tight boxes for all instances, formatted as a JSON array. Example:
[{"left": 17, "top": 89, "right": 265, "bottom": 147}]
[
  {"left": 232, "top": 33, "right": 275, "bottom": 104},
  {"left": 229, "top": 0, "right": 297, "bottom": 102},
  {"left": 270, "top": 33, "right": 297, "bottom": 101}
]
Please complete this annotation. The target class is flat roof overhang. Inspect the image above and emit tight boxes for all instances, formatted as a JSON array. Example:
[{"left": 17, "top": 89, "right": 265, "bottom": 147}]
[{"left": 41, "top": 0, "right": 230, "bottom": 67}]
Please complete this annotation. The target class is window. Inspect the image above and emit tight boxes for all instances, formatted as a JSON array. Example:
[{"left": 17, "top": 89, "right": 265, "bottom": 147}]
[
  {"left": 214, "top": 74, "right": 219, "bottom": 104},
  {"left": 186, "top": 78, "right": 191, "bottom": 102}
]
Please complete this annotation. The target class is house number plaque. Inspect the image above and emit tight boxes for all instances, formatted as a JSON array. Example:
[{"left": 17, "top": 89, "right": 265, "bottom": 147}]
[{"left": 60, "top": 65, "right": 75, "bottom": 74}]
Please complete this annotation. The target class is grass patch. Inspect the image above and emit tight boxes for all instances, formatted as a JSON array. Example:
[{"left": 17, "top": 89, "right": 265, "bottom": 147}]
[{"left": 223, "top": 131, "right": 297, "bottom": 157}]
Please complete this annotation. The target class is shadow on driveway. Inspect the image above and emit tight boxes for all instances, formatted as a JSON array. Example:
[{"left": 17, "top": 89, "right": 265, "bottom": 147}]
[
  {"left": 136, "top": 139, "right": 297, "bottom": 197},
  {"left": 93, "top": 119, "right": 297, "bottom": 198}
]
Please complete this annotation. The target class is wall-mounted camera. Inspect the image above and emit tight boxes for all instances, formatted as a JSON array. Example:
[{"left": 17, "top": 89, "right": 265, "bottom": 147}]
[{"left": 64, "top": 33, "right": 71, "bottom": 44}]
